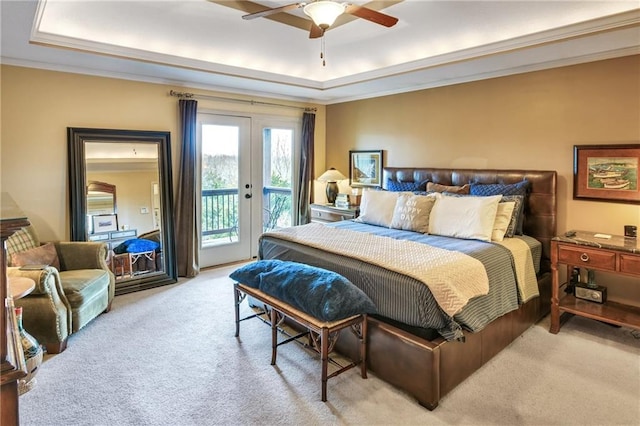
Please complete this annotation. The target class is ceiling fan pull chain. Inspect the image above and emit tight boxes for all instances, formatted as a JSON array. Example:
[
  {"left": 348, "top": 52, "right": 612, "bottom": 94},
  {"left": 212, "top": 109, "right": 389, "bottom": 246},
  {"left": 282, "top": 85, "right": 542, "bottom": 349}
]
[{"left": 321, "top": 35, "right": 326, "bottom": 67}]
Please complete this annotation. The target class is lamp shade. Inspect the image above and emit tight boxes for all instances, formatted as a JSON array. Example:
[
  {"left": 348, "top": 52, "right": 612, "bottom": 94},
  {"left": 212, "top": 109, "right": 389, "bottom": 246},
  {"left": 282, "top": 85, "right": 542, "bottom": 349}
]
[
  {"left": 317, "top": 168, "right": 347, "bottom": 183},
  {"left": 303, "top": 1, "right": 345, "bottom": 29}
]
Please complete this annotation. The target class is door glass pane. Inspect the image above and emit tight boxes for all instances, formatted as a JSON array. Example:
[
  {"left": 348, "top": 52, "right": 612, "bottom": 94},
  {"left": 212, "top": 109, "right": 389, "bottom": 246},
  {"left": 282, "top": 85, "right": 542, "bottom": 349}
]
[
  {"left": 201, "top": 124, "right": 239, "bottom": 246},
  {"left": 262, "top": 128, "right": 293, "bottom": 231}
]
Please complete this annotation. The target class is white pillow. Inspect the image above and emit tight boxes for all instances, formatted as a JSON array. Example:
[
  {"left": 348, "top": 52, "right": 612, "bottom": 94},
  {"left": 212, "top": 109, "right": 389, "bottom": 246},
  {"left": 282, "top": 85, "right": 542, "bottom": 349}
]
[
  {"left": 492, "top": 201, "right": 516, "bottom": 241},
  {"left": 429, "top": 194, "right": 502, "bottom": 242},
  {"left": 356, "top": 190, "right": 401, "bottom": 227}
]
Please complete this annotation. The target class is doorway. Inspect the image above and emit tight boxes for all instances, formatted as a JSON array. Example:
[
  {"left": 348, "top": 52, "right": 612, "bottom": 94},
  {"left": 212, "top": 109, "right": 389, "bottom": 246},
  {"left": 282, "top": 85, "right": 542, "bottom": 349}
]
[{"left": 197, "top": 113, "right": 299, "bottom": 268}]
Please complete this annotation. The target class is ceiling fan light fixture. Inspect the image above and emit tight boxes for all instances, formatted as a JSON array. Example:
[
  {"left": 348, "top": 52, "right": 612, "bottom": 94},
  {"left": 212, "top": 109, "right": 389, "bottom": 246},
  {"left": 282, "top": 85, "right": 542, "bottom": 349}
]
[{"left": 303, "top": 1, "right": 345, "bottom": 29}]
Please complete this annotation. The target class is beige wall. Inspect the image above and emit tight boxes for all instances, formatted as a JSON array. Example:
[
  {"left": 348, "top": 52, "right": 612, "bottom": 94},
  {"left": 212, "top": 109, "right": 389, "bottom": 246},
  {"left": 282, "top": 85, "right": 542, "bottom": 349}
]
[
  {"left": 2, "top": 58, "right": 638, "bottom": 301},
  {"left": 0, "top": 65, "right": 325, "bottom": 241},
  {"left": 326, "top": 55, "right": 640, "bottom": 303}
]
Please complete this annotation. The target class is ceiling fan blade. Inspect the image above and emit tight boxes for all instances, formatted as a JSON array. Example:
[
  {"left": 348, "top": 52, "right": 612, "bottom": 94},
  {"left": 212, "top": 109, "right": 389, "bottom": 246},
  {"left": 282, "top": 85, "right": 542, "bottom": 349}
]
[
  {"left": 344, "top": 4, "right": 398, "bottom": 27},
  {"left": 242, "top": 2, "right": 305, "bottom": 20},
  {"left": 309, "top": 22, "right": 324, "bottom": 39}
]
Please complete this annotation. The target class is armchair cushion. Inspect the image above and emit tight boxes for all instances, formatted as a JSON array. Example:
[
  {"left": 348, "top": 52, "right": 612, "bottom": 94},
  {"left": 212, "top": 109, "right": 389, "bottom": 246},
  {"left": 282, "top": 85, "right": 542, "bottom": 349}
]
[
  {"left": 60, "top": 270, "right": 111, "bottom": 306},
  {"left": 11, "top": 242, "right": 60, "bottom": 270}
]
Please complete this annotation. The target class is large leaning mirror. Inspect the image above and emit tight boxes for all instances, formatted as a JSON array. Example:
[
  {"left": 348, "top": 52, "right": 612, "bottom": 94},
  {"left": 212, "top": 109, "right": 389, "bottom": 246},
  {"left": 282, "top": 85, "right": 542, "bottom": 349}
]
[{"left": 68, "top": 127, "right": 177, "bottom": 294}]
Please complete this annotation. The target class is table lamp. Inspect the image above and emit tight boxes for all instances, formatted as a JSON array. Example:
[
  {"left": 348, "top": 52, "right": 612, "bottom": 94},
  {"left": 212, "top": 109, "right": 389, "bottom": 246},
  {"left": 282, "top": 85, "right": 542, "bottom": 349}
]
[{"left": 318, "top": 168, "right": 347, "bottom": 205}]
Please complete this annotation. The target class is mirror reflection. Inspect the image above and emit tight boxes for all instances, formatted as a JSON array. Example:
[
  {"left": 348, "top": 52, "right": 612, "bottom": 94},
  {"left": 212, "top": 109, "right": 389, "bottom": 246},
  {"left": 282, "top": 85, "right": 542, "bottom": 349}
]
[
  {"left": 68, "top": 128, "right": 177, "bottom": 294},
  {"left": 87, "top": 181, "right": 116, "bottom": 217}
]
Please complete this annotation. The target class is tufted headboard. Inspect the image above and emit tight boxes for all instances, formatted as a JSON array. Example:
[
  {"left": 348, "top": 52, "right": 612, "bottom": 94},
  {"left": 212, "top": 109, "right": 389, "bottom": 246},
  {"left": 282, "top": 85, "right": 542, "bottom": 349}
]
[{"left": 383, "top": 167, "right": 557, "bottom": 273}]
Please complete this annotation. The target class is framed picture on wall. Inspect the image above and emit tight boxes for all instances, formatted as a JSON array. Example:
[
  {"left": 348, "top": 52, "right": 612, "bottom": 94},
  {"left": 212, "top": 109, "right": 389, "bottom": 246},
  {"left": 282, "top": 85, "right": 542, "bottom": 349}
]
[
  {"left": 349, "top": 150, "right": 383, "bottom": 187},
  {"left": 92, "top": 214, "right": 118, "bottom": 233},
  {"left": 573, "top": 144, "right": 640, "bottom": 204}
]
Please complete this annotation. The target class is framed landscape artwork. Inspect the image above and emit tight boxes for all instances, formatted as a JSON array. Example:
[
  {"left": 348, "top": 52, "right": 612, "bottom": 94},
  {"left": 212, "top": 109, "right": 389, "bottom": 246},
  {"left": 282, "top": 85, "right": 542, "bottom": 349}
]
[
  {"left": 573, "top": 144, "right": 640, "bottom": 204},
  {"left": 349, "top": 150, "right": 383, "bottom": 187}
]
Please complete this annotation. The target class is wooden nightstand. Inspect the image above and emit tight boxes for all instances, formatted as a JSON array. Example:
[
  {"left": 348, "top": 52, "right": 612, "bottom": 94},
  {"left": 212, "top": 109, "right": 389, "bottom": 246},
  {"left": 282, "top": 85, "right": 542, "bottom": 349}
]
[
  {"left": 310, "top": 204, "right": 360, "bottom": 223},
  {"left": 550, "top": 230, "right": 640, "bottom": 334}
]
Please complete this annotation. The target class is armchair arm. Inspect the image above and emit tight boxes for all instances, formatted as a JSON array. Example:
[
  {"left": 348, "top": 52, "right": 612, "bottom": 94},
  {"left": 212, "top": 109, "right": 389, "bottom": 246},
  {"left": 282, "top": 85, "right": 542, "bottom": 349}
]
[
  {"left": 54, "top": 241, "right": 110, "bottom": 271},
  {"left": 8, "top": 265, "right": 67, "bottom": 297},
  {"left": 7, "top": 266, "right": 73, "bottom": 341}
]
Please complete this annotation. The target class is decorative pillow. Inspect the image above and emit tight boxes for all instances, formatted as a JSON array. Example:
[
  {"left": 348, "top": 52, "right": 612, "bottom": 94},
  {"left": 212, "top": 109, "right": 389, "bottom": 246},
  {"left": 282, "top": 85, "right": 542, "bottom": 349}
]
[
  {"left": 113, "top": 238, "right": 160, "bottom": 254},
  {"left": 11, "top": 242, "right": 60, "bottom": 270},
  {"left": 429, "top": 194, "right": 502, "bottom": 242},
  {"left": 470, "top": 181, "right": 529, "bottom": 235},
  {"left": 230, "top": 260, "right": 377, "bottom": 322},
  {"left": 356, "top": 190, "right": 401, "bottom": 228},
  {"left": 390, "top": 194, "right": 436, "bottom": 233},
  {"left": 491, "top": 201, "right": 516, "bottom": 241},
  {"left": 501, "top": 195, "right": 525, "bottom": 237},
  {"left": 470, "top": 180, "right": 530, "bottom": 197},
  {"left": 387, "top": 180, "right": 419, "bottom": 192},
  {"left": 6, "top": 227, "right": 37, "bottom": 261},
  {"left": 426, "top": 182, "right": 470, "bottom": 194}
]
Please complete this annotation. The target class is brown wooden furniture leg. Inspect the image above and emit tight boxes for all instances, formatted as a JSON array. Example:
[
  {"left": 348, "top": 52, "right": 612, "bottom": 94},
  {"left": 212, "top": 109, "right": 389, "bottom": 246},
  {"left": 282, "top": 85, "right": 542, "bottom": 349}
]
[
  {"left": 270, "top": 307, "right": 277, "bottom": 365},
  {"left": 360, "top": 317, "right": 367, "bottom": 379},
  {"left": 234, "top": 286, "right": 240, "bottom": 338},
  {"left": 321, "top": 327, "right": 329, "bottom": 402}
]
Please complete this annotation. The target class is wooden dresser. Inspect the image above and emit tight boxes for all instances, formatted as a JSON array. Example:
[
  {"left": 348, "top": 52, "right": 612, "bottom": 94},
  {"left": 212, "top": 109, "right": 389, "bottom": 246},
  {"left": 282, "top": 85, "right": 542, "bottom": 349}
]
[
  {"left": 89, "top": 228, "right": 137, "bottom": 250},
  {"left": 550, "top": 230, "right": 640, "bottom": 334},
  {"left": 1, "top": 194, "right": 30, "bottom": 425}
]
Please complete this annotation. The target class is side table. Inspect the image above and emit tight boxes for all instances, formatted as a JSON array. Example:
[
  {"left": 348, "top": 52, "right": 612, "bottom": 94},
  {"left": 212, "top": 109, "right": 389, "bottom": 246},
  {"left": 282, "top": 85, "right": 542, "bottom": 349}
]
[{"left": 550, "top": 230, "right": 640, "bottom": 334}]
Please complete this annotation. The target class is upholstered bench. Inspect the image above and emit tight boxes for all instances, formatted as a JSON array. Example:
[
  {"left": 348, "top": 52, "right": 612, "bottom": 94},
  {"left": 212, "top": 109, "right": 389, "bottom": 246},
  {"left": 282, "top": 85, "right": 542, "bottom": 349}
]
[{"left": 230, "top": 260, "right": 377, "bottom": 402}]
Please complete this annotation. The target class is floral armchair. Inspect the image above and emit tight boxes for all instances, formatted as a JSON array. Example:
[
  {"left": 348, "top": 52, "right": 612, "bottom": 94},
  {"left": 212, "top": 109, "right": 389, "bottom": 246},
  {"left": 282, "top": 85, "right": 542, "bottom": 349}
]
[{"left": 6, "top": 225, "right": 115, "bottom": 353}]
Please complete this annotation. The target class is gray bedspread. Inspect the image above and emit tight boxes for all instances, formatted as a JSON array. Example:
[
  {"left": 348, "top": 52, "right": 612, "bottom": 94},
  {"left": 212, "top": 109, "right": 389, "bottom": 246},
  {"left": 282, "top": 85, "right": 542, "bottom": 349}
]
[{"left": 259, "top": 220, "right": 541, "bottom": 341}]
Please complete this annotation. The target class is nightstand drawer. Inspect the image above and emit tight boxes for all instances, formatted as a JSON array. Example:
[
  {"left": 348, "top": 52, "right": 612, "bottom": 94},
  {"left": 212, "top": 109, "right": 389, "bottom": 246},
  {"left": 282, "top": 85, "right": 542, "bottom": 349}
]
[
  {"left": 311, "top": 209, "right": 354, "bottom": 222},
  {"left": 309, "top": 204, "right": 359, "bottom": 223},
  {"left": 557, "top": 245, "right": 616, "bottom": 271},
  {"left": 620, "top": 253, "right": 640, "bottom": 275}
]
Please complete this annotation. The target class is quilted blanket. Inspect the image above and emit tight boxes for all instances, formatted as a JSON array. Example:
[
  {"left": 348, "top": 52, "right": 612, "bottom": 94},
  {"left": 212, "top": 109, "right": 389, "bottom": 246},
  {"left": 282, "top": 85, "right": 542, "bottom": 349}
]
[{"left": 262, "top": 223, "right": 489, "bottom": 316}]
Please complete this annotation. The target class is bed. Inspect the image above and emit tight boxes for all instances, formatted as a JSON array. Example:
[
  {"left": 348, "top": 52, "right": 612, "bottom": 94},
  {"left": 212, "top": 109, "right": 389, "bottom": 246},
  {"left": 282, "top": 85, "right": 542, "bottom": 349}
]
[{"left": 258, "top": 167, "right": 557, "bottom": 409}]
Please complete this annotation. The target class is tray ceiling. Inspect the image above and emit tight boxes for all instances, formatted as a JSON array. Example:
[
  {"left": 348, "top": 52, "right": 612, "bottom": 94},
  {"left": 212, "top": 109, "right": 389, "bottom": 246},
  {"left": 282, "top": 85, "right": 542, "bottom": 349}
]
[{"left": 1, "top": 0, "right": 639, "bottom": 104}]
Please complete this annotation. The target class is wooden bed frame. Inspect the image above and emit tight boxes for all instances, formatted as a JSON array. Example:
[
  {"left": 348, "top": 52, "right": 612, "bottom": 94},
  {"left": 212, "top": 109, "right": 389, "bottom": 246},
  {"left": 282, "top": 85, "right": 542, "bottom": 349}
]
[{"left": 334, "top": 167, "right": 557, "bottom": 410}]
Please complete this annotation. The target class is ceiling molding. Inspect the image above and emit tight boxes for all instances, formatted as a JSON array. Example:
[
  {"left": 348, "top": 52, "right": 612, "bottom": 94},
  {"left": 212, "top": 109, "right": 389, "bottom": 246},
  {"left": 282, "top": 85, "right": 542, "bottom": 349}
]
[{"left": 3, "top": 1, "right": 637, "bottom": 104}]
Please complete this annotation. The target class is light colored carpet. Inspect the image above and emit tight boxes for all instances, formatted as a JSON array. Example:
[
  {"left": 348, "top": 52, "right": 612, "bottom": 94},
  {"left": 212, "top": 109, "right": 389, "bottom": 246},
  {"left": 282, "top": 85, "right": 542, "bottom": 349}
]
[{"left": 19, "top": 264, "right": 640, "bottom": 425}]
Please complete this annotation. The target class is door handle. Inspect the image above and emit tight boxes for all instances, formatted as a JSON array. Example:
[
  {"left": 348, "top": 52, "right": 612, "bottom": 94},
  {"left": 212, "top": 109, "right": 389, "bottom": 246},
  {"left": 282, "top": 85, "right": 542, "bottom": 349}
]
[{"left": 244, "top": 193, "right": 252, "bottom": 199}]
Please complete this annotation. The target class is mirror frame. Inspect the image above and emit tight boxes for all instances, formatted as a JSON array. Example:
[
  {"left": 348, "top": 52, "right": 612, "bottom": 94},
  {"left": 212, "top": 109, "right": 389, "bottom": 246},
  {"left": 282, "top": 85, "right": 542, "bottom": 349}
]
[{"left": 68, "top": 127, "right": 177, "bottom": 294}]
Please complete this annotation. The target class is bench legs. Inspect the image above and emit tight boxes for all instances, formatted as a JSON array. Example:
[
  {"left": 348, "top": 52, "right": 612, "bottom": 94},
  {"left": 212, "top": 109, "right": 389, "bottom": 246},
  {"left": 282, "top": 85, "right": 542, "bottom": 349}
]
[
  {"left": 321, "top": 328, "right": 329, "bottom": 401},
  {"left": 234, "top": 283, "right": 368, "bottom": 402},
  {"left": 271, "top": 307, "right": 277, "bottom": 365}
]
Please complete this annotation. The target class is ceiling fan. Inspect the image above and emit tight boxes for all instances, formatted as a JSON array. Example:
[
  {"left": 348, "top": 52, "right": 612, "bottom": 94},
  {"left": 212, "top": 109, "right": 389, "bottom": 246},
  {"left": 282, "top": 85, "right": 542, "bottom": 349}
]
[{"left": 242, "top": 1, "right": 399, "bottom": 39}]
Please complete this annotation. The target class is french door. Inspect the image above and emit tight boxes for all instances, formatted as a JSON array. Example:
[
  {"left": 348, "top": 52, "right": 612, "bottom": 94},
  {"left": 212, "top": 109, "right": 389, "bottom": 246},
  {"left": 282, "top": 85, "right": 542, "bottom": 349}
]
[{"left": 197, "top": 112, "right": 299, "bottom": 268}]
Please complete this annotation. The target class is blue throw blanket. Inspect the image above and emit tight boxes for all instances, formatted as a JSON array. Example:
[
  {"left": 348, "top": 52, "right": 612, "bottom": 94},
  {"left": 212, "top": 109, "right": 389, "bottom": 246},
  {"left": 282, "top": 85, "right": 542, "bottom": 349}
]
[{"left": 230, "top": 260, "right": 377, "bottom": 322}]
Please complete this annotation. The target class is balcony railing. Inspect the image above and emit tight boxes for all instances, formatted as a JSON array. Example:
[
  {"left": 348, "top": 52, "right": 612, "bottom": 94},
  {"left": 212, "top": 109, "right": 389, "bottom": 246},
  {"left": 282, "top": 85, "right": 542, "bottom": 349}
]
[
  {"left": 202, "top": 189, "right": 238, "bottom": 241},
  {"left": 201, "top": 187, "right": 292, "bottom": 243}
]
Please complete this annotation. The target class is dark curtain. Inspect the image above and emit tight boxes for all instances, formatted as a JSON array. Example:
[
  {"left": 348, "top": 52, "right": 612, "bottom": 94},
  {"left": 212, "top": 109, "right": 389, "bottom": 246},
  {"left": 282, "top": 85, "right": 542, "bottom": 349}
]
[
  {"left": 175, "top": 99, "right": 200, "bottom": 277},
  {"left": 295, "top": 111, "right": 315, "bottom": 225}
]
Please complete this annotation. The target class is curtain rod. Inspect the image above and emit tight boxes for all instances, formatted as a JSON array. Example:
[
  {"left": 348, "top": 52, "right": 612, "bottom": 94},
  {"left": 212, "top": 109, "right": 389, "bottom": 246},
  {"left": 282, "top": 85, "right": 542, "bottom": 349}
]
[{"left": 169, "top": 90, "right": 316, "bottom": 113}]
